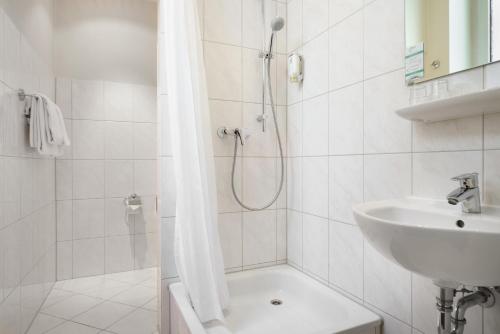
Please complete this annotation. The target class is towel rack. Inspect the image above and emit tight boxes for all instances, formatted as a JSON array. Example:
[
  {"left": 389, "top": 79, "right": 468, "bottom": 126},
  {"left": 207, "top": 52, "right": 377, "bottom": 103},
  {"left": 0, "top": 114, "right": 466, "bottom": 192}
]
[{"left": 18, "top": 89, "right": 36, "bottom": 101}]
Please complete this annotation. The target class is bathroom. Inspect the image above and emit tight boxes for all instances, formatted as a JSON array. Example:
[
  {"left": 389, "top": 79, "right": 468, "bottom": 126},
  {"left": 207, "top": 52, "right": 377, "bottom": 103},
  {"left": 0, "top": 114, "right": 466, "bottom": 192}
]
[{"left": 1, "top": 0, "right": 500, "bottom": 333}]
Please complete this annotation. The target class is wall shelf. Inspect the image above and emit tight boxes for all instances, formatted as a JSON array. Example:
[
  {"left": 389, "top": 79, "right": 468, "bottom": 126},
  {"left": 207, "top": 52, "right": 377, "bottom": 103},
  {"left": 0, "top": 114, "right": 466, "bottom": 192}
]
[{"left": 396, "top": 86, "right": 500, "bottom": 123}]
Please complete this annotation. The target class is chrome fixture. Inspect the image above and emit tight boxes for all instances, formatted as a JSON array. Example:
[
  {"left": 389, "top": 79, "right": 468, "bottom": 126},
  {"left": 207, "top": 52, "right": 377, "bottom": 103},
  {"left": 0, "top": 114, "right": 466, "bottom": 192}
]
[
  {"left": 436, "top": 287, "right": 495, "bottom": 334},
  {"left": 446, "top": 173, "right": 481, "bottom": 213},
  {"left": 218, "top": 13, "right": 286, "bottom": 212}
]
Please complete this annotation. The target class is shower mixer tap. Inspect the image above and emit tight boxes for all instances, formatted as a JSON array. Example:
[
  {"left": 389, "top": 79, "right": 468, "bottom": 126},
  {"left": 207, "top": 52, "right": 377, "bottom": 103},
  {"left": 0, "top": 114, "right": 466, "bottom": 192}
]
[{"left": 217, "top": 127, "right": 251, "bottom": 145}]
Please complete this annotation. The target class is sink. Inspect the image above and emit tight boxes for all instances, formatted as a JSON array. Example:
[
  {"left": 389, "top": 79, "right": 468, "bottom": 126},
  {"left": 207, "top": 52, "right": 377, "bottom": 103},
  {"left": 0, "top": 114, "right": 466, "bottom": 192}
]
[{"left": 353, "top": 197, "right": 500, "bottom": 288}]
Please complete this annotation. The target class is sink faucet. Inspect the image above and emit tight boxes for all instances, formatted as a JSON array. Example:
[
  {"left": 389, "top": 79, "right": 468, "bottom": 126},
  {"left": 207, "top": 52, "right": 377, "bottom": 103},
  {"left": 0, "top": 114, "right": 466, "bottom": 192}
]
[{"left": 447, "top": 173, "right": 481, "bottom": 213}]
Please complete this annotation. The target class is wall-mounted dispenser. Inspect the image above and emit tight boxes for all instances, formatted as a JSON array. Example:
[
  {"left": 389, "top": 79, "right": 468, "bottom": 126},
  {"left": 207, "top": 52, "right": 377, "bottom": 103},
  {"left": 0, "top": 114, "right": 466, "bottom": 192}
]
[
  {"left": 288, "top": 53, "right": 303, "bottom": 83},
  {"left": 124, "top": 193, "right": 143, "bottom": 219}
]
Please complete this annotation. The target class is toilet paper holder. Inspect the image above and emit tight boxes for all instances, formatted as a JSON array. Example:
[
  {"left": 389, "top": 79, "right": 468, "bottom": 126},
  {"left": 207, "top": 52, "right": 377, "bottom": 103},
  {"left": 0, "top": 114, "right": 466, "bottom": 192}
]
[{"left": 124, "top": 193, "right": 143, "bottom": 215}]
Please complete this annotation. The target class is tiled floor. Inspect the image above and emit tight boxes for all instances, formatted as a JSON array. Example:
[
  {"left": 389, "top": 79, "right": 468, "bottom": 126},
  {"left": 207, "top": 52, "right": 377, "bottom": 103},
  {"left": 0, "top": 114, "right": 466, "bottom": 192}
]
[{"left": 27, "top": 268, "right": 159, "bottom": 334}]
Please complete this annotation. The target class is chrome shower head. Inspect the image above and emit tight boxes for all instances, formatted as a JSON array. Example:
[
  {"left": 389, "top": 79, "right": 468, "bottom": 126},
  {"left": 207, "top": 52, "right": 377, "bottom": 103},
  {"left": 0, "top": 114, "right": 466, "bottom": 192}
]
[{"left": 271, "top": 17, "right": 285, "bottom": 32}]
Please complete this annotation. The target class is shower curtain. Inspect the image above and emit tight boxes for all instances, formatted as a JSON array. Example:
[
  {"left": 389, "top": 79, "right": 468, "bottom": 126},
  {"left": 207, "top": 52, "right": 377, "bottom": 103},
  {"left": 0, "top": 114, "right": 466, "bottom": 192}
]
[{"left": 161, "top": 0, "right": 230, "bottom": 323}]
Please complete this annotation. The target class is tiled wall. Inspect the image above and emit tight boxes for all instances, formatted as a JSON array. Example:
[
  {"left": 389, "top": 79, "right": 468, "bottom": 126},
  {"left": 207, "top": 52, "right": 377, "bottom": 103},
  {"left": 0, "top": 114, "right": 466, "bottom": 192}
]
[
  {"left": 0, "top": 7, "right": 57, "bottom": 334},
  {"left": 285, "top": 0, "right": 500, "bottom": 334},
  {"left": 55, "top": 78, "right": 159, "bottom": 280},
  {"left": 159, "top": 0, "right": 289, "bottom": 282}
]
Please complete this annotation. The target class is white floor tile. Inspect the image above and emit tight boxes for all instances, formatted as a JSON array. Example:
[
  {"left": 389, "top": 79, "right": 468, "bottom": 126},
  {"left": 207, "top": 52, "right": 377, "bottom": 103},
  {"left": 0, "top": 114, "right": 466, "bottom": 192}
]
[
  {"left": 26, "top": 313, "right": 65, "bottom": 334},
  {"left": 141, "top": 298, "right": 158, "bottom": 311},
  {"left": 83, "top": 279, "right": 133, "bottom": 300},
  {"left": 45, "top": 321, "right": 100, "bottom": 334},
  {"left": 110, "top": 285, "right": 156, "bottom": 307},
  {"left": 42, "top": 289, "right": 75, "bottom": 309},
  {"left": 108, "top": 308, "right": 157, "bottom": 334},
  {"left": 73, "top": 301, "right": 135, "bottom": 330},
  {"left": 42, "top": 294, "right": 103, "bottom": 320},
  {"left": 105, "top": 268, "right": 156, "bottom": 285}
]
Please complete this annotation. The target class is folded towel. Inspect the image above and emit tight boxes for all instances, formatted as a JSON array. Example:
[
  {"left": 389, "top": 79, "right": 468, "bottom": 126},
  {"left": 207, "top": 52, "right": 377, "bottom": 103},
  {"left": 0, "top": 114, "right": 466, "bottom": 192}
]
[{"left": 25, "top": 93, "right": 70, "bottom": 156}]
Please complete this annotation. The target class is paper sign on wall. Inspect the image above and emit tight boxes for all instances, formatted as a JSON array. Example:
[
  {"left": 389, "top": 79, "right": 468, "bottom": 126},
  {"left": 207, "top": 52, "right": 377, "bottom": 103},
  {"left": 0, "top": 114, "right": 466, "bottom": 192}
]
[{"left": 405, "top": 42, "right": 424, "bottom": 83}]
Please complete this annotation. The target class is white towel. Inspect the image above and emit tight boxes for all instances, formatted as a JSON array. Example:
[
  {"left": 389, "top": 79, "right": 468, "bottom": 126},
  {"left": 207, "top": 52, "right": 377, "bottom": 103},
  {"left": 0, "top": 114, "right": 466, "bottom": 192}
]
[{"left": 25, "top": 93, "right": 70, "bottom": 156}]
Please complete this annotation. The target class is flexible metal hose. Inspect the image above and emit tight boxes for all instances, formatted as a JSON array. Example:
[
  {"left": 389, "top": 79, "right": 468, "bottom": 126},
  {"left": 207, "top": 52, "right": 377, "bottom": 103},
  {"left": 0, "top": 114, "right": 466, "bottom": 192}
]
[{"left": 230, "top": 54, "right": 285, "bottom": 211}]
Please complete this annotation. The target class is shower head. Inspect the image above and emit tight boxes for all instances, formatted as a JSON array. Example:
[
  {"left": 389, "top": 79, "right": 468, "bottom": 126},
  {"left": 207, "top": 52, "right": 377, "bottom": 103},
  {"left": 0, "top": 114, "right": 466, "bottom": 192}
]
[{"left": 270, "top": 17, "right": 285, "bottom": 32}]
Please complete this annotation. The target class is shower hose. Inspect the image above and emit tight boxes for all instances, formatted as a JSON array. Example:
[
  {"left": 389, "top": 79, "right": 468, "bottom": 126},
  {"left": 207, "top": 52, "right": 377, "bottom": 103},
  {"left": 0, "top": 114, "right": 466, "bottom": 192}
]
[{"left": 230, "top": 54, "right": 285, "bottom": 211}]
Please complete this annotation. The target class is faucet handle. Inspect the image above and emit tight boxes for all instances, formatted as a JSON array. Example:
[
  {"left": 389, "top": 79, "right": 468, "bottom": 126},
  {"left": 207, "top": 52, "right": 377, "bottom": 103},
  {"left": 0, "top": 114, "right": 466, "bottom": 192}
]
[{"left": 451, "top": 173, "right": 479, "bottom": 188}]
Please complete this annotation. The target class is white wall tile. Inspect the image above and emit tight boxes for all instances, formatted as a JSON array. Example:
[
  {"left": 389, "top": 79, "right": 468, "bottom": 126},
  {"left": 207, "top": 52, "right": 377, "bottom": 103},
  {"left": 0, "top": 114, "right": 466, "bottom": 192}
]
[
  {"left": 484, "top": 150, "right": 500, "bottom": 206},
  {"left": 243, "top": 210, "right": 277, "bottom": 265},
  {"left": 218, "top": 212, "right": 243, "bottom": 269},
  {"left": 134, "top": 160, "right": 157, "bottom": 196},
  {"left": 133, "top": 122, "right": 157, "bottom": 160},
  {"left": 73, "top": 120, "right": 105, "bottom": 159},
  {"left": 484, "top": 112, "right": 500, "bottom": 149},
  {"left": 329, "top": 0, "right": 363, "bottom": 26},
  {"left": 277, "top": 210, "right": 287, "bottom": 261},
  {"left": 485, "top": 62, "right": 500, "bottom": 89},
  {"left": 302, "top": 0, "right": 329, "bottom": 43},
  {"left": 329, "top": 221, "right": 363, "bottom": 298},
  {"left": 243, "top": 157, "right": 276, "bottom": 209},
  {"left": 205, "top": 42, "right": 242, "bottom": 101},
  {"left": 413, "top": 151, "right": 482, "bottom": 200},
  {"left": 73, "top": 160, "right": 105, "bottom": 199},
  {"left": 56, "top": 78, "right": 72, "bottom": 119},
  {"left": 104, "top": 82, "right": 133, "bottom": 122},
  {"left": 329, "top": 83, "right": 363, "bottom": 155},
  {"left": 302, "top": 32, "right": 329, "bottom": 99},
  {"left": 105, "top": 160, "right": 134, "bottom": 198},
  {"left": 364, "top": 154, "right": 411, "bottom": 201},
  {"left": 302, "top": 94, "right": 329, "bottom": 156},
  {"left": 105, "top": 198, "right": 133, "bottom": 236},
  {"left": 302, "top": 157, "right": 328, "bottom": 218},
  {"left": 287, "top": 209, "right": 302, "bottom": 267},
  {"left": 413, "top": 116, "right": 483, "bottom": 152},
  {"left": 73, "top": 238, "right": 105, "bottom": 277},
  {"left": 72, "top": 80, "right": 104, "bottom": 120},
  {"left": 134, "top": 233, "right": 159, "bottom": 269},
  {"left": 105, "top": 122, "right": 134, "bottom": 160},
  {"left": 243, "top": 103, "right": 277, "bottom": 157},
  {"left": 364, "top": 242, "right": 411, "bottom": 323},
  {"left": 302, "top": 213, "right": 328, "bottom": 281},
  {"left": 287, "top": 102, "right": 302, "bottom": 156},
  {"left": 73, "top": 199, "right": 105, "bottom": 239},
  {"left": 57, "top": 241, "right": 73, "bottom": 281},
  {"left": 133, "top": 85, "right": 157, "bottom": 123},
  {"left": 210, "top": 100, "right": 242, "bottom": 157},
  {"left": 204, "top": 0, "right": 242, "bottom": 45},
  {"left": 160, "top": 157, "right": 176, "bottom": 217},
  {"left": 363, "top": 0, "right": 404, "bottom": 78},
  {"left": 330, "top": 155, "right": 363, "bottom": 224},
  {"left": 105, "top": 235, "right": 134, "bottom": 273},
  {"left": 364, "top": 70, "right": 411, "bottom": 153},
  {"left": 215, "top": 157, "right": 241, "bottom": 213},
  {"left": 287, "top": 0, "right": 303, "bottom": 52},
  {"left": 56, "top": 200, "right": 73, "bottom": 241},
  {"left": 329, "top": 12, "right": 363, "bottom": 89},
  {"left": 287, "top": 157, "right": 302, "bottom": 211}
]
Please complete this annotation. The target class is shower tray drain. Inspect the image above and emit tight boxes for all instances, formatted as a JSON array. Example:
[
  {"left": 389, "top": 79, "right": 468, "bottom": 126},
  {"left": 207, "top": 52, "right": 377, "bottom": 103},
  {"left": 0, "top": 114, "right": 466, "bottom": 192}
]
[{"left": 270, "top": 299, "right": 283, "bottom": 306}]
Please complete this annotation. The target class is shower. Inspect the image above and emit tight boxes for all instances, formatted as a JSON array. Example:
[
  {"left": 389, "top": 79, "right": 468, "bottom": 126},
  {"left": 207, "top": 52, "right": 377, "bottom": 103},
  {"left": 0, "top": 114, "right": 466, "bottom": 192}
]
[{"left": 229, "top": 16, "right": 286, "bottom": 211}]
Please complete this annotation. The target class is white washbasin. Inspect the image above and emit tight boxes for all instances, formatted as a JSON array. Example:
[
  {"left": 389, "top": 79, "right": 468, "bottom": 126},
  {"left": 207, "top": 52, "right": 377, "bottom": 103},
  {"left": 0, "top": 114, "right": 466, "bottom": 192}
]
[{"left": 353, "top": 197, "right": 500, "bottom": 287}]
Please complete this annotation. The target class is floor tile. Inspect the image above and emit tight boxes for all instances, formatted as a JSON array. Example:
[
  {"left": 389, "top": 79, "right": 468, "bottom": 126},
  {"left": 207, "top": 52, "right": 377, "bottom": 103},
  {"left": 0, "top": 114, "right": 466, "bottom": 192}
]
[
  {"left": 105, "top": 268, "right": 156, "bottom": 285},
  {"left": 141, "top": 298, "right": 158, "bottom": 311},
  {"left": 83, "top": 279, "right": 133, "bottom": 300},
  {"left": 42, "top": 294, "right": 103, "bottom": 320},
  {"left": 108, "top": 308, "right": 157, "bottom": 334},
  {"left": 110, "top": 285, "right": 156, "bottom": 307},
  {"left": 42, "top": 289, "right": 75, "bottom": 309},
  {"left": 45, "top": 321, "right": 100, "bottom": 334},
  {"left": 26, "top": 314, "right": 65, "bottom": 334},
  {"left": 73, "top": 301, "right": 135, "bottom": 329}
]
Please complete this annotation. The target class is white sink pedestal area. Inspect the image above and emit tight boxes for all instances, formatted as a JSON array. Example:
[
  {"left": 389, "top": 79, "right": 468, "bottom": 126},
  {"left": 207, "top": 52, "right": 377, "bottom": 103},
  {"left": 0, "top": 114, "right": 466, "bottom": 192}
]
[{"left": 353, "top": 197, "right": 500, "bottom": 334}]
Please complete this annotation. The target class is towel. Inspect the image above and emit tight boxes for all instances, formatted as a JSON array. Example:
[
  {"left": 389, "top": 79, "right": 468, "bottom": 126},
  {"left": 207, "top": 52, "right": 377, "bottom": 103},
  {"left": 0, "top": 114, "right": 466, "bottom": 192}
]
[{"left": 25, "top": 93, "right": 70, "bottom": 156}]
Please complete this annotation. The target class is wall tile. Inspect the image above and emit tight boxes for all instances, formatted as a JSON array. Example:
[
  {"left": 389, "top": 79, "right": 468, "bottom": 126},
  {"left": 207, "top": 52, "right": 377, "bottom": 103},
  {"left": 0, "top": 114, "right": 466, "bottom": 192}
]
[
  {"left": 302, "top": 0, "right": 329, "bottom": 43},
  {"left": 364, "top": 154, "right": 411, "bottom": 201},
  {"left": 329, "top": 83, "right": 363, "bottom": 155},
  {"left": 205, "top": 42, "right": 242, "bottom": 101},
  {"left": 72, "top": 80, "right": 104, "bottom": 120},
  {"left": 210, "top": 100, "right": 242, "bottom": 157},
  {"left": 56, "top": 200, "right": 73, "bottom": 241},
  {"left": 105, "top": 160, "right": 134, "bottom": 198},
  {"left": 105, "top": 198, "right": 133, "bottom": 236},
  {"left": 243, "top": 210, "right": 277, "bottom": 266},
  {"left": 133, "top": 85, "right": 157, "bottom": 123},
  {"left": 302, "top": 157, "right": 328, "bottom": 217},
  {"left": 243, "top": 157, "right": 276, "bottom": 209},
  {"left": 277, "top": 209, "right": 287, "bottom": 261},
  {"left": 56, "top": 78, "right": 72, "bottom": 119},
  {"left": 485, "top": 62, "right": 500, "bottom": 89},
  {"left": 413, "top": 151, "right": 482, "bottom": 200},
  {"left": 160, "top": 157, "right": 176, "bottom": 217},
  {"left": 214, "top": 157, "right": 241, "bottom": 213},
  {"left": 329, "top": 12, "right": 363, "bottom": 89},
  {"left": 73, "top": 120, "right": 105, "bottom": 159},
  {"left": 104, "top": 82, "right": 133, "bottom": 122},
  {"left": 73, "top": 160, "right": 105, "bottom": 199},
  {"left": 287, "top": 102, "right": 302, "bottom": 156},
  {"left": 73, "top": 238, "right": 105, "bottom": 277},
  {"left": 105, "top": 122, "right": 134, "bottom": 160},
  {"left": 329, "top": 221, "right": 363, "bottom": 298},
  {"left": 413, "top": 116, "right": 483, "bottom": 152},
  {"left": 73, "top": 199, "right": 105, "bottom": 239},
  {"left": 133, "top": 123, "right": 157, "bottom": 160},
  {"left": 363, "top": 0, "right": 404, "bottom": 78},
  {"left": 218, "top": 212, "right": 243, "bottom": 269},
  {"left": 302, "top": 213, "right": 328, "bottom": 281},
  {"left": 287, "top": 0, "right": 303, "bottom": 52},
  {"left": 134, "top": 160, "right": 157, "bottom": 196},
  {"left": 302, "top": 32, "right": 329, "bottom": 99},
  {"left": 287, "top": 209, "right": 302, "bottom": 267},
  {"left": 364, "top": 242, "right": 411, "bottom": 323},
  {"left": 330, "top": 155, "right": 363, "bottom": 224},
  {"left": 204, "top": 0, "right": 242, "bottom": 45},
  {"left": 57, "top": 241, "right": 73, "bottom": 281},
  {"left": 364, "top": 70, "right": 411, "bottom": 153},
  {"left": 484, "top": 112, "right": 500, "bottom": 149},
  {"left": 302, "top": 94, "right": 329, "bottom": 156},
  {"left": 105, "top": 235, "right": 134, "bottom": 273},
  {"left": 329, "top": 0, "right": 363, "bottom": 26},
  {"left": 484, "top": 150, "right": 500, "bottom": 206},
  {"left": 287, "top": 157, "right": 302, "bottom": 211},
  {"left": 243, "top": 103, "right": 277, "bottom": 157},
  {"left": 134, "top": 233, "right": 159, "bottom": 269}
]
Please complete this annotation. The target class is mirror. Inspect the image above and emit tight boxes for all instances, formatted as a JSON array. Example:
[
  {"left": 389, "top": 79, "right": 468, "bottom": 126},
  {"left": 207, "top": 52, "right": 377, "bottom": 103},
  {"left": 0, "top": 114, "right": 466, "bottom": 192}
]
[{"left": 405, "top": 0, "right": 500, "bottom": 84}]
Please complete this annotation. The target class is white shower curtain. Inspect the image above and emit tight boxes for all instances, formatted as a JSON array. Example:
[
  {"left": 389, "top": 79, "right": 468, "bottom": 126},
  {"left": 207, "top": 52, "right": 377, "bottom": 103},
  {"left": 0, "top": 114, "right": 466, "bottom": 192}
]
[{"left": 161, "top": 0, "right": 230, "bottom": 323}]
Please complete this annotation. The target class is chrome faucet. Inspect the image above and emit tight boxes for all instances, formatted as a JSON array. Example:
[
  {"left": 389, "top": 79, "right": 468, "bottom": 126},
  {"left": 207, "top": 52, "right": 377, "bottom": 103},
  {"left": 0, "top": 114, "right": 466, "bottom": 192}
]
[{"left": 447, "top": 173, "right": 481, "bottom": 213}]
